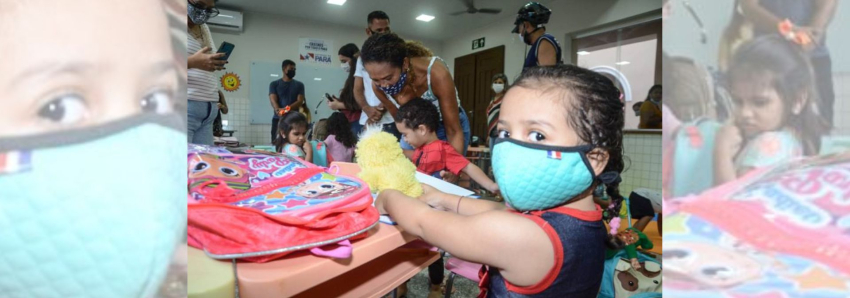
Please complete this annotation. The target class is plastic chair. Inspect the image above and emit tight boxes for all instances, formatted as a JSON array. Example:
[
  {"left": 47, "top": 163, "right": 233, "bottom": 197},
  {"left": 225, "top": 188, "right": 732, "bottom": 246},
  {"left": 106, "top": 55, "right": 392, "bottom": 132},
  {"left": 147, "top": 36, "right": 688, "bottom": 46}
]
[{"left": 443, "top": 253, "right": 482, "bottom": 298}]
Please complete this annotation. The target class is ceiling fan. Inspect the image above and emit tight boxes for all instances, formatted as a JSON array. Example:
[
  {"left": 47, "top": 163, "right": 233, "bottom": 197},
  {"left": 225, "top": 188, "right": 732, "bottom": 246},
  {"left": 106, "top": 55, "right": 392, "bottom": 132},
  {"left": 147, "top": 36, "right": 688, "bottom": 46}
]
[{"left": 450, "top": 0, "right": 502, "bottom": 16}]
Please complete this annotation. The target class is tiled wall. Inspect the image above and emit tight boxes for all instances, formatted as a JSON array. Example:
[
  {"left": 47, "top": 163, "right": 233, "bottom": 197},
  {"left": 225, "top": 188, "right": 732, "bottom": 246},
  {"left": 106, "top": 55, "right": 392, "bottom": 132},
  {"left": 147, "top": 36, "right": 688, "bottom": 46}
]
[
  {"left": 619, "top": 132, "right": 662, "bottom": 198},
  {"left": 219, "top": 95, "right": 273, "bottom": 146}
]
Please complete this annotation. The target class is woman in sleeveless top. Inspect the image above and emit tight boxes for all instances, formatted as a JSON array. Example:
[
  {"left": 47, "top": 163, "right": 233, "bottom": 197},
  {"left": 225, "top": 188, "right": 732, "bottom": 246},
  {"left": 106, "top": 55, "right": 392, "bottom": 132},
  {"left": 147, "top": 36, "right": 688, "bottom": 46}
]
[{"left": 360, "top": 33, "right": 471, "bottom": 157}]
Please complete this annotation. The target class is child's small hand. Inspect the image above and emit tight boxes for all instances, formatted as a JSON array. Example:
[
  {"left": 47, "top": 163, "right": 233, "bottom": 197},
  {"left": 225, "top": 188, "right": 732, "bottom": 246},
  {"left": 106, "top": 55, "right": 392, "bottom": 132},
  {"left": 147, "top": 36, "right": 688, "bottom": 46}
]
[
  {"left": 418, "top": 184, "right": 449, "bottom": 210},
  {"left": 440, "top": 170, "right": 459, "bottom": 184},
  {"left": 487, "top": 183, "right": 501, "bottom": 197},
  {"left": 630, "top": 258, "right": 642, "bottom": 270},
  {"left": 716, "top": 124, "right": 743, "bottom": 158},
  {"left": 302, "top": 141, "right": 313, "bottom": 154}
]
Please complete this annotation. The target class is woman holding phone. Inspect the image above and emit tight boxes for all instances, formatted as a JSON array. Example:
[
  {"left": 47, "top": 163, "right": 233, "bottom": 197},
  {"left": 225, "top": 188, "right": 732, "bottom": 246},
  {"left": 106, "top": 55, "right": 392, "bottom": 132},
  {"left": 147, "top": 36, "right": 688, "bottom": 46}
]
[
  {"left": 328, "top": 43, "right": 364, "bottom": 136},
  {"left": 186, "top": 0, "right": 228, "bottom": 145}
]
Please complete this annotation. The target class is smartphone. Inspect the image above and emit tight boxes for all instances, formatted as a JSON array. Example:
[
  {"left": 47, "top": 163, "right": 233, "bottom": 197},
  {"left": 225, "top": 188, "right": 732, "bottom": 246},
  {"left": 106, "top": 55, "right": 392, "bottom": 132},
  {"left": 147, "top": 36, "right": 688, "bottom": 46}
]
[
  {"left": 325, "top": 93, "right": 335, "bottom": 101},
  {"left": 216, "top": 42, "right": 235, "bottom": 61}
]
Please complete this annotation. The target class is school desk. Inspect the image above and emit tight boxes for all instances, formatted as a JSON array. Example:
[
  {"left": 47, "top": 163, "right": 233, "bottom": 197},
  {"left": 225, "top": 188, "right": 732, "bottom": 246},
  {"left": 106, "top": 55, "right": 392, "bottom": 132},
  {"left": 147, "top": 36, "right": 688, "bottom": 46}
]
[{"left": 188, "top": 163, "right": 441, "bottom": 298}]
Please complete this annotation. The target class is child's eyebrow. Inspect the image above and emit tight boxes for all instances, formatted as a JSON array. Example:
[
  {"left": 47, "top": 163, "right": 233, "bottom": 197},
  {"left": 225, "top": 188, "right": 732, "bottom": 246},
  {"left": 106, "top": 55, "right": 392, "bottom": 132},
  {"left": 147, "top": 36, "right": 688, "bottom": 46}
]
[
  {"left": 15, "top": 62, "right": 94, "bottom": 85},
  {"left": 522, "top": 120, "right": 555, "bottom": 129},
  {"left": 149, "top": 61, "right": 178, "bottom": 75}
]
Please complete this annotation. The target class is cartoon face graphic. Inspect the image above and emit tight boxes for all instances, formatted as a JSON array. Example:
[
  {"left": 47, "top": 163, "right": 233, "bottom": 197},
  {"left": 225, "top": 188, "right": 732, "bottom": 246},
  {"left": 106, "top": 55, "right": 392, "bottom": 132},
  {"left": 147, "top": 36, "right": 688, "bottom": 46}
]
[
  {"left": 188, "top": 153, "right": 248, "bottom": 183},
  {"left": 614, "top": 258, "right": 661, "bottom": 296},
  {"left": 664, "top": 241, "right": 763, "bottom": 288},
  {"left": 295, "top": 181, "right": 354, "bottom": 199}
]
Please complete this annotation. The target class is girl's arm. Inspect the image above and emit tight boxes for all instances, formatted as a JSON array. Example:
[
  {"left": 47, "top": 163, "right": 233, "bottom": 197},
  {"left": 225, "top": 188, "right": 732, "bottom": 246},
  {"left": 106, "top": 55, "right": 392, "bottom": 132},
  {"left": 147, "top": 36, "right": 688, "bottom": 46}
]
[
  {"left": 375, "top": 189, "right": 554, "bottom": 287},
  {"left": 461, "top": 163, "right": 499, "bottom": 195},
  {"left": 302, "top": 142, "right": 313, "bottom": 164},
  {"left": 740, "top": 0, "right": 783, "bottom": 33},
  {"left": 430, "top": 63, "right": 465, "bottom": 155},
  {"left": 419, "top": 184, "right": 505, "bottom": 215},
  {"left": 714, "top": 124, "right": 744, "bottom": 185}
]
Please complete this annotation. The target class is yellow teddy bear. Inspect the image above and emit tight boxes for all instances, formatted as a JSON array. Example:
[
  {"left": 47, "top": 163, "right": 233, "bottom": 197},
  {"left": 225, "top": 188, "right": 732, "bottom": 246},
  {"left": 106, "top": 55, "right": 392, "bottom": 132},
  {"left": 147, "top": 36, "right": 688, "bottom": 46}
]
[{"left": 355, "top": 125, "right": 423, "bottom": 197}]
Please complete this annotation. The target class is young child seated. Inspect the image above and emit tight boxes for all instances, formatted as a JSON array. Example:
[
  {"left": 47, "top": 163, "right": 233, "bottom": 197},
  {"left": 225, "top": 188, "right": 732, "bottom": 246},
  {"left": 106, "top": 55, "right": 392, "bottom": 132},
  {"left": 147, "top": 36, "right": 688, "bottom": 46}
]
[
  {"left": 376, "top": 64, "right": 626, "bottom": 297},
  {"left": 324, "top": 112, "right": 356, "bottom": 162},
  {"left": 274, "top": 108, "right": 313, "bottom": 162},
  {"left": 395, "top": 98, "right": 499, "bottom": 195}
]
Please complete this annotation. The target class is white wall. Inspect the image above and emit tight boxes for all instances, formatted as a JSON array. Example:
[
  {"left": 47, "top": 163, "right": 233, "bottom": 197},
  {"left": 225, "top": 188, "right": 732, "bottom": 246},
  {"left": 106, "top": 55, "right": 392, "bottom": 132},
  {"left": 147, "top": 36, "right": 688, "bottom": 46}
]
[
  {"left": 209, "top": 12, "right": 442, "bottom": 146},
  {"left": 442, "top": 0, "right": 662, "bottom": 82}
]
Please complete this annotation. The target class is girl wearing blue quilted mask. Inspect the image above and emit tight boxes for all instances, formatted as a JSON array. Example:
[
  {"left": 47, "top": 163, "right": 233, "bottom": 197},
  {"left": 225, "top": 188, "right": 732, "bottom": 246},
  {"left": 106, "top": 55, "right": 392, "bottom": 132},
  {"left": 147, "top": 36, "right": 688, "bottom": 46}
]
[
  {"left": 376, "top": 64, "right": 626, "bottom": 297},
  {"left": 0, "top": 1, "right": 186, "bottom": 297}
]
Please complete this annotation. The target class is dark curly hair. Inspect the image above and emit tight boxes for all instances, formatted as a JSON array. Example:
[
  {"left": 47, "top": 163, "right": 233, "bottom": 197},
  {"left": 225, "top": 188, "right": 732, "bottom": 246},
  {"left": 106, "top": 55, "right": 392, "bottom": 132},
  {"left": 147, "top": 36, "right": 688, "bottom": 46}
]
[
  {"left": 361, "top": 33, "right": 407, "bottom": 69},
  {"left": 327, "top": 112, "right": 356, "bottom": 148},
  {"left": 274, "top": 111, "right": 308, "bottom": 153},
  {"left": 396, "top": 98, "right": 440, "bottom": 132},
  {"left": 513, "top": 65, "right": 626, "bottom": 249}
]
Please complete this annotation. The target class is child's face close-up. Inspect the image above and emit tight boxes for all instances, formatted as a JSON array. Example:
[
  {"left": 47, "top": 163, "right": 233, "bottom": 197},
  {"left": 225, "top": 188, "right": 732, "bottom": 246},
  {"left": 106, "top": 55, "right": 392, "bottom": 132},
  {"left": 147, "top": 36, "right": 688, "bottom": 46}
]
[
  {"left": 286, "top": 126, "right": 307, "bottom": 146},
  {"left": 496, "top": 86, "right": 581, "bottom": 147},
  {"left": 396, "top": 121, "right": 428, "bottom": 148},
  {"left": 730, "top": 75, "right": 787, "bottom": 137},
  {"left": 0, "top": 0, "right": 178, "bottom": 137}
]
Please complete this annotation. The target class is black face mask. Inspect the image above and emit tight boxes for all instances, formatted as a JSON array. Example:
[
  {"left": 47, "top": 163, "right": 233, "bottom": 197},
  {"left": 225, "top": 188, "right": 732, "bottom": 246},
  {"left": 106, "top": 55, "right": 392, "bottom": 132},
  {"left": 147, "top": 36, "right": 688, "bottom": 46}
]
[{"left": 286, "top": 69, "right": 296, "bottom": 79}]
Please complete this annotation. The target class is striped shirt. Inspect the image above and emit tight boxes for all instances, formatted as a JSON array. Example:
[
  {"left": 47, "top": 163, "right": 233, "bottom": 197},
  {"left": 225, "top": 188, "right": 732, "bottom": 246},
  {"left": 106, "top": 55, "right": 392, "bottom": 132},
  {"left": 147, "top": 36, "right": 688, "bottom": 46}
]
[{"left": 187, "top": 32, "right": 219, "bottom": 102}]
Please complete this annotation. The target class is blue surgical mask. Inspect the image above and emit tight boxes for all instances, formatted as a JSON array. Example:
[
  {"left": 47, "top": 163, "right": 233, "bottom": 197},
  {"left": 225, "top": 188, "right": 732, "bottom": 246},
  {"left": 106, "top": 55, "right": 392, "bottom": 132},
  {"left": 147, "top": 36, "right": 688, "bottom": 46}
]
[
  {"left": 378, "top": 70, "right": 407, "bottom": 96},
  {"left": 0, "top": 114, "right": 186, "bottom": 297},
  {"left": 492, "top": 138, "right": 610, "bottom": 211}
]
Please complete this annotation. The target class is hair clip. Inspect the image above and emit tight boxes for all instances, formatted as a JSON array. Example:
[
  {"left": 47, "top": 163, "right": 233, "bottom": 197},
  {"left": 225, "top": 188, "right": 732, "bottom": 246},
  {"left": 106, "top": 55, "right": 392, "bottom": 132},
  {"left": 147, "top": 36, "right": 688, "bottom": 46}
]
[
  {"left": 778, "top": 19, "right": 812, "bottom": 46},
  {"left": 278, "top": 105, "right": 291, "bottom": 116}
]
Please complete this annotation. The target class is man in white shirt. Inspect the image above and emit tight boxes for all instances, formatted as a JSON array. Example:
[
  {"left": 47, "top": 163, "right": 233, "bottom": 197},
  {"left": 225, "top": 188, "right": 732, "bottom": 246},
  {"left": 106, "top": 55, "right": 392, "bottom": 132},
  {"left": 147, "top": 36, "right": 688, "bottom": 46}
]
[{"left": 354, "top": 11, "right": 401, "bottom": 140}]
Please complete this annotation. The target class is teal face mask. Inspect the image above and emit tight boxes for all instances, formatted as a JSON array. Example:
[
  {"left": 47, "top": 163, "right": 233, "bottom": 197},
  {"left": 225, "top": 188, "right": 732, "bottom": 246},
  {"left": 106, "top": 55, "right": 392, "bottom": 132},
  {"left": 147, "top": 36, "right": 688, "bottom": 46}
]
[
  {"left": 0, "top": 114, "right": 186, "bottom": 298},
  {"left": 492, "top": 138, "right": 616, "bottom": 211}
]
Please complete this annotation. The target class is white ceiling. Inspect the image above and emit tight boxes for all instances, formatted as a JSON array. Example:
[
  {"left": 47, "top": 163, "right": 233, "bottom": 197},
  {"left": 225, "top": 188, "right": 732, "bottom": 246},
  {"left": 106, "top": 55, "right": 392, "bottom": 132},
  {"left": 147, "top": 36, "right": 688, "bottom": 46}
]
[{"left": 215, "top": 0, "right": 564, "bottom": 41}]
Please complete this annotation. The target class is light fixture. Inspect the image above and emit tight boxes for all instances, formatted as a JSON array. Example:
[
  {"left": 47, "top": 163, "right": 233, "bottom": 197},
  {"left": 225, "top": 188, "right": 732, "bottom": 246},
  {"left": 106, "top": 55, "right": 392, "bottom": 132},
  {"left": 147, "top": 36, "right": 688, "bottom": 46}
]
[
  {"left": 615, "top": 61, "right": 631, "bottom": 65},
  {"left": 270, "top": 74, "right": 279, "bottom": 77},
  {"left": 577, "top": 51, "right": 590, "bottom": 55},
  {"left": 314, "top": 78, "right": 322, "bottom": 81},
  {"left": 416, "top": 14, "right": 435, "bottom": 22},
  {"left": 327, "top": 0, "right": 346, "bottom": 5},
  {"left": 218, "top": 14, "right": 233, "bottom": 18}
]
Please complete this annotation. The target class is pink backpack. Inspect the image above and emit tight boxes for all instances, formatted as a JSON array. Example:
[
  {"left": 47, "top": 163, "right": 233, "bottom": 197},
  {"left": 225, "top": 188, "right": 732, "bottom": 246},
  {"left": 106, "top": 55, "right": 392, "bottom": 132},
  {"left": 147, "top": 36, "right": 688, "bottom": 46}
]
[{"left": 186, "top": 145, "right": 378, "bottom": 262}]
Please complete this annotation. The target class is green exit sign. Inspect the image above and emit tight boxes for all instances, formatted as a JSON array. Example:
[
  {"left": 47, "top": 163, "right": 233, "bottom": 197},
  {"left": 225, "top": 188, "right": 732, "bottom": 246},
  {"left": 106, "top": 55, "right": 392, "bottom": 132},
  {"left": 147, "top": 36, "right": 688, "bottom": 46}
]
[{"left": 472, "top": 37, "right": 485, "bottom": 50}]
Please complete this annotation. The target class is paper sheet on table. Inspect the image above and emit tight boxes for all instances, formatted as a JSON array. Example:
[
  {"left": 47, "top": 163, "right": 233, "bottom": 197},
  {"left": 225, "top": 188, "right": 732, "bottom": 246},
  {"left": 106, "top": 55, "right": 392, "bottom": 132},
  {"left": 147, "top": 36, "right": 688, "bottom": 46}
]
[
  {"left": 414, "top": 171, "right": 475, "bottom": 197},
  {"left": 375, "top": 172, "right": 476, "bottom": 225}
]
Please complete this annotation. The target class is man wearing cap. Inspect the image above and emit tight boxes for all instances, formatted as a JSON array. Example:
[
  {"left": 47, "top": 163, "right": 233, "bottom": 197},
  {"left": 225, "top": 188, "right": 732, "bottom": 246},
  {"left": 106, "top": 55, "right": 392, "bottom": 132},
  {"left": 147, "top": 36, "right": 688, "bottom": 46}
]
[{"left": 512, "top": 2, "right": 563, "bottom": 69}]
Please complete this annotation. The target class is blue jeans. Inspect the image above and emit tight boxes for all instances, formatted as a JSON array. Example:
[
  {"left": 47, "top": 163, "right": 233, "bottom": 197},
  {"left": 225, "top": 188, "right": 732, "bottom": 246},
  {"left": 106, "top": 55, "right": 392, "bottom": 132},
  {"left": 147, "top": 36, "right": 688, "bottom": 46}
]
[
  {"left": 188, "top": 100, "right": 219, "bottom": 145},
  {"left": 401, "top": 107, "right": 471, "bottom": 155},
  {"left": 350, "top": 121, "right": 364, "bottom": 140}
]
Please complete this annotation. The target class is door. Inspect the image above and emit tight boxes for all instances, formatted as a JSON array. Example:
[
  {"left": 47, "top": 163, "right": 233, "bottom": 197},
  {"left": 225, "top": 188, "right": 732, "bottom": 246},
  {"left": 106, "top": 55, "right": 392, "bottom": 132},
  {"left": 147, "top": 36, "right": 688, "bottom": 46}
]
[{"left": 454, "top": 45, "right": 505, "bottom": 144}]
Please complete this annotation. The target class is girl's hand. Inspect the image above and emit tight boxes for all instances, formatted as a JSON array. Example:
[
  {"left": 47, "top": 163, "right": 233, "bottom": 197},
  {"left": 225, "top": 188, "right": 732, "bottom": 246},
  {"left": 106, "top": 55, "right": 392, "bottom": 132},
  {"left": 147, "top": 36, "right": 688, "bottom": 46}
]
[
  {"left": 716, "top": 124, "right": 743, "bottom": 159},
  {"left": 630, "top": 258, "right": 642, "bottom": 270},
  {"left": 375, "top": 190, "right": 397, "bottom": 214},
  {"left": 418, "top": 184, "right": 449, "bottom": 210},
  {"left": 302, "top": 141, "right": 313, "bottom": 154},
  {"left": 487, "top": 183, "right": 501, "bottom": 197}
]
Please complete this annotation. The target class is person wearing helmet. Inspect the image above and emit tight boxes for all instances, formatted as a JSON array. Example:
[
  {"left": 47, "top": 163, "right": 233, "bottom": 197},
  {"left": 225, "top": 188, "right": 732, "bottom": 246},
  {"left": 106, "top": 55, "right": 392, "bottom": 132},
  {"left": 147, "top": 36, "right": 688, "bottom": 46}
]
[{"left": 512, "top": 2, "right": 563, "bottom": 69}]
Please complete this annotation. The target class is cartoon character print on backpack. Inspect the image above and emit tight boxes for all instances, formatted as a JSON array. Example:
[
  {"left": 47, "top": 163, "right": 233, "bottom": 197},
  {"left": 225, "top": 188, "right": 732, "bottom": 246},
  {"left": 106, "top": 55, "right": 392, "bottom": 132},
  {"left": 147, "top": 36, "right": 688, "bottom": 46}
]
[
  {"left": 189, "top": 153, "right": 250, "bottom": 191},
  {"left": 234, "top": 172, "right": 363, "bottom": 214}
]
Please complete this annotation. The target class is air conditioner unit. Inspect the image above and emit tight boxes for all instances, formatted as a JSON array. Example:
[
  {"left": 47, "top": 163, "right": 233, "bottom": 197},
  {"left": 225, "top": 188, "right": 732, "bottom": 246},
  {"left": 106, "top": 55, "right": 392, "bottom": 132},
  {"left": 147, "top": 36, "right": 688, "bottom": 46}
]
[{"left": 208, "top": 9, "right": 243, "bottom": 33}]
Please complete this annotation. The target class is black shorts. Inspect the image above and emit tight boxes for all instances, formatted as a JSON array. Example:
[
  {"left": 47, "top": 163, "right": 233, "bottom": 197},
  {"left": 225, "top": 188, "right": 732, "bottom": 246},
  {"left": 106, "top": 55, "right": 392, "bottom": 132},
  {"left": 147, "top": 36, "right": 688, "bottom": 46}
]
[{"left": 629, "top": 191, "right": 657, "bottom": 219}]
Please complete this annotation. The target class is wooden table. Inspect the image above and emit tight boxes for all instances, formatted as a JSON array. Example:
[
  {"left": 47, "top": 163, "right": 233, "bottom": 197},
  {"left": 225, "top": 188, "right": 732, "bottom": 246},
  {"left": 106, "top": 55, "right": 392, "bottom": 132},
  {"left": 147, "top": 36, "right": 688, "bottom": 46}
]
[{"left": 188, "top": 163, "right": 440, "bottom": 298}]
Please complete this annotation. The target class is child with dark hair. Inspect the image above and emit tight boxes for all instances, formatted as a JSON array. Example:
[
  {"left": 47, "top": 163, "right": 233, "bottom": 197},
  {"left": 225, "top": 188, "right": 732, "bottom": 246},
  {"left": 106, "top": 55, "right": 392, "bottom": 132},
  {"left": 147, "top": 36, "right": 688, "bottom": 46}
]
[
  {"left": 324, "top": 112, "right": 356, "bottom": 162},
  {"left": 715, "top": 35, "right": 831, "bottom": 185},
  {"left": 396, "top": 98, "right": 499, "bottom": 194},
  {"left": 377, "top": 64, "right": 626, "bottom": 297},
  {"left": 274, "top": 109, "right": 311, "bottom": 162}
]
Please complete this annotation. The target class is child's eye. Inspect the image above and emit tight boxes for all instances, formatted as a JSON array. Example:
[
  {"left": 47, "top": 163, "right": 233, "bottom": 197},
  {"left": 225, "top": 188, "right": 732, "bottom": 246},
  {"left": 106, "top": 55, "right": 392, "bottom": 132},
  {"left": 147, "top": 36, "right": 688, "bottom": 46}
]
[
  {"left": 497, "top": 130, "right": 510, "bottom": 139},
  {"left": 141, "top": 90, "right": 173, "bottom": 114},
  {"left": 38, "top": 94, "right": 88, "bottom": 125},
  {"left": 527, "top": 131, "right": 545, "bottom": 142}
]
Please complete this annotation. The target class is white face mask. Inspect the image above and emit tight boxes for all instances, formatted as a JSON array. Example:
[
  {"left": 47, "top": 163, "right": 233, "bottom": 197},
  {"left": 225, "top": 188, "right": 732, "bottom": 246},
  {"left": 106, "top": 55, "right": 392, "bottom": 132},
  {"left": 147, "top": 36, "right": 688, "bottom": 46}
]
[
  {"left": 492, "top": 83, "right": 505, "bottom": 93},
  {"left": 341, "top": 62, "right": 351, "bottom": 73}
]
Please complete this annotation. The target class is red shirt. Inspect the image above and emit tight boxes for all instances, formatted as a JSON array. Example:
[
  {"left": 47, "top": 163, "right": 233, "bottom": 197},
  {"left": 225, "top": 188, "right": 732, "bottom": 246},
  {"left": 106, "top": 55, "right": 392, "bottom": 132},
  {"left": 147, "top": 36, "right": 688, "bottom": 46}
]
[{"left": 413, "top": 140, "right": 470, "bottom": 175}]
